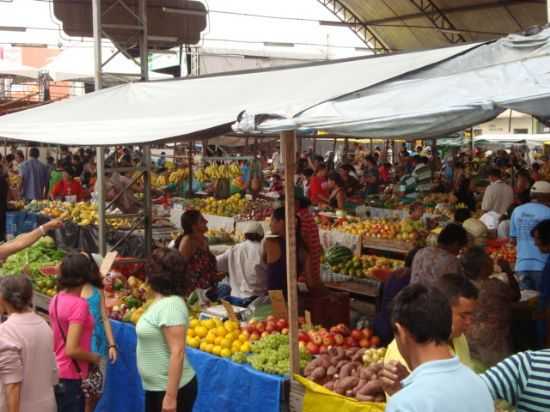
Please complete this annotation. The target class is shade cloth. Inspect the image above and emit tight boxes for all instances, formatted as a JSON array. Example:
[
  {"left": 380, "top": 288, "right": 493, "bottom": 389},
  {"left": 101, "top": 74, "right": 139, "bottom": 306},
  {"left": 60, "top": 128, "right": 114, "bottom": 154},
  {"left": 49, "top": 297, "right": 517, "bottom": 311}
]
[{"left": 96, "top": 320, "right": 287, "bottom": 412}]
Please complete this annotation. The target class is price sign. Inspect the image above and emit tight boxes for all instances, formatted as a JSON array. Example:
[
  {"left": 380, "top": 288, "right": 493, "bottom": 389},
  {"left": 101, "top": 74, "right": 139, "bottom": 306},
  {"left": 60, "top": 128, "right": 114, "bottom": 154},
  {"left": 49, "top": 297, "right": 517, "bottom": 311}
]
[
  {"left": 305, "top": 310, "right": 312, "bottom": 328},
  {"left": 221, "top": 300, "right": 239, "bottom": 322},
  {"left": 100, "top": 251, "right": 118, "bottom": 277},
  {"left": 269, "top": 290, "right": 288, "bottom": 319}
]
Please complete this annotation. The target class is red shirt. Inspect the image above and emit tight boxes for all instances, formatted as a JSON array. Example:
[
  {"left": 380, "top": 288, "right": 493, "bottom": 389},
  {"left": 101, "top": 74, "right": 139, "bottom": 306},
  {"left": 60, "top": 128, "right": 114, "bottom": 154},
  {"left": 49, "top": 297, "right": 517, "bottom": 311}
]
[
  {"left": 296, "top": 207, "right": 322, "bottom": 287},
  {"left": 309, "top": 175, "right": 328, "bottom": 205},
  {"left": 51, "top": 179, "right": 87, "bottom": 201}
]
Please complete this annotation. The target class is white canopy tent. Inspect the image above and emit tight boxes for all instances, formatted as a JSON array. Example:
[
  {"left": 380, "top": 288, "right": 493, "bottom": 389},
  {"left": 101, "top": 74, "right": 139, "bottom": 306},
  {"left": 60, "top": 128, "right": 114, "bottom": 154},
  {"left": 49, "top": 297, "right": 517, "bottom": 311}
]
[
  {"left": 0, "top": 60, "right": 40, "bottom": 80},
  {"left": 41, "top": 47, "right": 171, "bottom": 82},
  {"left": 0, "top": 42, "right": 477, "bottom": 145},
  {"left": 0, "top": 28, "right": 549, "bottom": 145}
]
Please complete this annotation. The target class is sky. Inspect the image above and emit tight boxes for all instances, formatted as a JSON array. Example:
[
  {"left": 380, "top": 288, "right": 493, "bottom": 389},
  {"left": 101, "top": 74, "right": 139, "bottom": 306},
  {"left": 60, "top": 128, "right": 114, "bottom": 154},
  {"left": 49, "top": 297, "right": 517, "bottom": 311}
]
[{"left": 0, "top": 0, "right": 369, "bottom": 60}]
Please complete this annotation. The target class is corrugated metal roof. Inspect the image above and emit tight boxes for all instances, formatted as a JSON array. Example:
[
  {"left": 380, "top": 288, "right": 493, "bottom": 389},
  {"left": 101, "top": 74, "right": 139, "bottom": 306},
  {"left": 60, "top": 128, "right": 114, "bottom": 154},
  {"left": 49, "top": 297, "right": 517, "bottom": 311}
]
[{"left": 334, "top": 0, "right": 548, "bottom": 51}]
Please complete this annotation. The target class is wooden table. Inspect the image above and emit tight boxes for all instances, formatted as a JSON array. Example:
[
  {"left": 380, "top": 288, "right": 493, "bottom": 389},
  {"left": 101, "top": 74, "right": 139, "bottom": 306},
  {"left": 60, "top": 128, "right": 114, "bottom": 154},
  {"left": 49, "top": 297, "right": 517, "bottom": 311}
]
[{"left": 324, "top": 280, "right": 381, "bottom": 300}]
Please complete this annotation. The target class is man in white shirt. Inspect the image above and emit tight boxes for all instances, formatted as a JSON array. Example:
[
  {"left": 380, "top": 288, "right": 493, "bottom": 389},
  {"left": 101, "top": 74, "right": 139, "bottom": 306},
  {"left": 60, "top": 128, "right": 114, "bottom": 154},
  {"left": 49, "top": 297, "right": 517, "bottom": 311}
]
[
  {"left": 482, "top": 168, "right": 514, "bottom": 215},
  {"left": 216, "top": 222, "right": 266, "bottom": 306}
]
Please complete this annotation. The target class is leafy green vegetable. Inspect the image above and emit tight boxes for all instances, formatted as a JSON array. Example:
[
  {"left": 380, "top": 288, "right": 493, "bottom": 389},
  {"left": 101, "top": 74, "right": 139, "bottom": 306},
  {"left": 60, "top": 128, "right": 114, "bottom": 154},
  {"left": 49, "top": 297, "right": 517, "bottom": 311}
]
[{"left": 0, "top": 239, "right": 64, "bottom": 277}]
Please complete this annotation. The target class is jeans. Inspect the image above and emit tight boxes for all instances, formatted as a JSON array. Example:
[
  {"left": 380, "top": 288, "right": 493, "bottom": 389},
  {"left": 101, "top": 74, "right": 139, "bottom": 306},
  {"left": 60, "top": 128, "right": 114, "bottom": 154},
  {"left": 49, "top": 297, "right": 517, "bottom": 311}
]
[
  {"left": 145, "top": 376, "right": 198, "bottom": 412},
  {"left": 55, "top": 379, "right": 84, "bottom": 412},
  {"left": 516, "top": 271, "right": 543, "bottom": 291}
]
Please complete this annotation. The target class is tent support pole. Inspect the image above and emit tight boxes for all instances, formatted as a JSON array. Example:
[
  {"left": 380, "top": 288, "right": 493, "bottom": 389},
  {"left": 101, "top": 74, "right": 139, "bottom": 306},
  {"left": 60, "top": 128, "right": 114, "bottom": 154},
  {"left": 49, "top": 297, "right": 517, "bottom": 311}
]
[
  {"left": 281, "top": 130, "right": 300, "bottom": 376},
  {"left": 138, "top": 0, "right": 149, "bottom": 81},
  {"left": 312, "top": 137, "right": 317, "bottom": 155},
  {"left": 97, "top": 147, "right": 107, "bottom": 256},
  {"left": 370, "top": 138, "right": 374, "bottom": 154},
  {"left": 187, "top": 141, "right": 193, "bottom": 197},
  {"left": 143, "top": 145, "right": 153, "bottom": 257},
  {"left": 344, "top": 137, "right": 349, "bottom": 163}
]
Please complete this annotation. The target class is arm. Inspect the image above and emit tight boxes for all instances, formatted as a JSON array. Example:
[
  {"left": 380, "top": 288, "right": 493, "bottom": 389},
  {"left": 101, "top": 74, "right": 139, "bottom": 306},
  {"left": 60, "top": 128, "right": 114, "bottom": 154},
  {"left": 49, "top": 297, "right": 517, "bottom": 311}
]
[
  {"left": 65, "top": 322, "right": 101, "bottom": 365},
  {"left": 216, "top": 248, "right": 231, "bottom": 273},
  {"left": 178, "top": 236, "right": 194, "bottom": 261},
  {"left": 337, "top": 191, "right": 345, "bottom": 210},
  {"left": 480, "top": 352, "right": 526, "bottom": 405},
  {"left": 100, "top": 291, "right": 118, "bottom": 363},
  {"left": 5, "top": 383, "right": 21, "bottom": 412},
  {"left": 0, "top": 219, "right": 63, "bottom": 261},
  {"left": 162, "top": 325, "right": 186, "bottom": 412}
]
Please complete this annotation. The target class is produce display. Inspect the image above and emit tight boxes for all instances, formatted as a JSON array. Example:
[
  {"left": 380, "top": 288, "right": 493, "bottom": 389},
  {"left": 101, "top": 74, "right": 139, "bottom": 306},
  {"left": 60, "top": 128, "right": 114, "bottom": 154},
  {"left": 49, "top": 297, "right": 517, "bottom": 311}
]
[
  {"left": 247, "top": 333, "right": 311, "bottom": 375},
  {"left": 196, "top": 194, "right": 249, "bottom": 217},
  {"left": 325, "top": 246, "right": 403, "bottom": 280},
  {"left": 487, "top": 242, "right": 516, "bottom": 266},
  {"left": 206, "top": 228, "right": 236, "bottom": 245},
  {"left": 338, "top": 217, "right": 424, "bottom": 242},
  {"left": 151, "top": 168, "right": 189, "bottom": 188},
  {"left": 195, "top": 163, "right": 242, "bottom": 183},
  {"left": 0, "top": 236, "right": 65, "bottom": 296},
  {"left": 25, "top": 200, "right": 131, "bottom": 229},
  {"left": 105, "top": 274, "right": 151, "bottom": 323},
  {"left": 186, "top": 318, "right": 252, "bottom": 358},
  {"left": 303, "top": 346, "right": 386, "bottom": 402},
  {"left": 298, "top": 324, "right": 381, "bottom": 355}
]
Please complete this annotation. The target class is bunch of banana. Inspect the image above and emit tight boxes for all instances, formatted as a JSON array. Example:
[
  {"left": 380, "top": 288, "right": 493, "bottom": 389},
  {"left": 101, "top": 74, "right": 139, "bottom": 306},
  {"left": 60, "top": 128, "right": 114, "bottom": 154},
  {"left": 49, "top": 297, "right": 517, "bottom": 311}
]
[
  {"left": 195, "top": 163, "right": 242, "bottom": 182},
  {"left": 8, "top": 174, "right": 21, "bottom": 187},
  {"left": 168, "top": 169, "right": 188, "bottom": 184}
]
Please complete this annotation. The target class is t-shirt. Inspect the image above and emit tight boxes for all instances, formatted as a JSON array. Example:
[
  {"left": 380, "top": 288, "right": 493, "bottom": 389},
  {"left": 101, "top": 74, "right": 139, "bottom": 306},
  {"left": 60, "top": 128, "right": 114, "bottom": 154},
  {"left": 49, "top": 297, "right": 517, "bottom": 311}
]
[
  {"left": 412, "top": 164, "right": 432, "bottom": 193},
  {"left": 0, "top": 312, "right": 57, "bottom": 412},
  {"left": 136, "top": 296, "right": 195, "bottom": 391},
  {"left": 20, "top": 158, "right": 49, "bottom": 200},
  {"left": 386, "top": 357, "right": 493, "bottom": 412},
  {"left": 481, "top": 349, "right": 550, "bottom": 412},
  {"left": 309, "top": 175, "right": 328, "bottom": 205},
  {"left": 410, "top": 246, "right": 463, "bottom": 286},
  {"left": 49, "top": 293, "right": 95, "bottom": 380},
  {"left": 384, "top": 335, "right": 473, "bottom": 374},
  {"left": 482, "top": 180, "right": 514, "bottom": 215},
  {"left": 51, "top": 179, "right": 87, "bottom": 202},
  {"left": 510, "top": 202, "right": 550, "bottom": 271}
]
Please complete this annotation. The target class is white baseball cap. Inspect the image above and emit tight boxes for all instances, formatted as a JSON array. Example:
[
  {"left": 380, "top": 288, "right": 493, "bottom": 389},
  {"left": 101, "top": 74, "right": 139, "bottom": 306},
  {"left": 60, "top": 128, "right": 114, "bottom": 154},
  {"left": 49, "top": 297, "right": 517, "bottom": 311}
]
[
  {"left": 243, "top": 222, "right": 264, "bottom": 237},
  {"left": 531, "top": 181, "right": 550, "bottom": 195}
]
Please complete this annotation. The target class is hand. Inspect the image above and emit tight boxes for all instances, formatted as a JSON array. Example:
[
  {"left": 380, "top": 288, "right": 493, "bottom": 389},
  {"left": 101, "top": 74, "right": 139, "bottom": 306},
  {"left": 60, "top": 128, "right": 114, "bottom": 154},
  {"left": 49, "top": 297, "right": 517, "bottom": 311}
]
[
  {"left": 92, "top": 353, "right": 102, "bottom": 366},
  {"left": 44, "top": 219, "right": 63, "bottom": 231},
  {"left": 108, "top": 346, "right": 117, "bottom": 364},
  {"left": 380, "top": 361, "right": 409, "bottom": 396},
  {"left": 162, "top": 393, "right": 177, "bottom": 412}
]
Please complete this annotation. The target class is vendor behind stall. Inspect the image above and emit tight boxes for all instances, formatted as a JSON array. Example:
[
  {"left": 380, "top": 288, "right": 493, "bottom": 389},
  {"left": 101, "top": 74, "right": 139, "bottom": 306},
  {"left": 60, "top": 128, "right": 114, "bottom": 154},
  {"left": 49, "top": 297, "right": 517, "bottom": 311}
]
[
  {"left": 327, "top": 172, "right": 346, "bottom": 210},
  {"left": 216, "top": 222, "right": 266, "bottom": 307},
  {"left": 50, "top": 164, "right": 88, "bottom": 202}
]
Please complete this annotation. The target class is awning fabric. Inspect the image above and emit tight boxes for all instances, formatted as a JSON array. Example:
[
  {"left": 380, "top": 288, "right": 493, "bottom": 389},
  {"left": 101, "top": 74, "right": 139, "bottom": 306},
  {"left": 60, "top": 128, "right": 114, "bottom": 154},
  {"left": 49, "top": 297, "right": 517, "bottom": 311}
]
[
  {"left": 0, "top": 27, "right": 549, "bottom": 146},
  {"left": 0, "top": 42, "right": 477, "bottom": 145},
  {"left": 236, "top": 27, "right": 550, "bottom": 139},
  {"left": 0, "top": 60, "right": 40, "bottom": 79}
]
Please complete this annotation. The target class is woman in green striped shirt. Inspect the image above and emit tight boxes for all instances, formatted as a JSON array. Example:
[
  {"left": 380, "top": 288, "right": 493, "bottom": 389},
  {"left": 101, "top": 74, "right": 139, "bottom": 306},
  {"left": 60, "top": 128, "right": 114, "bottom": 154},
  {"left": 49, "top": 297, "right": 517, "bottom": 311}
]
[{"left": 136, "top": 249, "right": 196, "bottom": 412}]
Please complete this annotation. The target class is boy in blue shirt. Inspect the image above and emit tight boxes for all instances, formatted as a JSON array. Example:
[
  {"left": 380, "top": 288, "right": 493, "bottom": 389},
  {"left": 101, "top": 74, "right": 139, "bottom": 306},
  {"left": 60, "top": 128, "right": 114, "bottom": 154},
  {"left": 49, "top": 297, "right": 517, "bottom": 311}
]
[{"left": 383, "top": 284, "right": 493, "bottom": 412}]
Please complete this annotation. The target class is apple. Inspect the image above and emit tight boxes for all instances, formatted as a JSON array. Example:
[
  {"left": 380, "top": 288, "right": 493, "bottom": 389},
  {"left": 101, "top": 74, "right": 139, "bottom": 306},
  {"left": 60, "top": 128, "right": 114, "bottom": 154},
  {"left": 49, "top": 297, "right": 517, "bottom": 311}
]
[
  {"left": 362, "top": 328, "right": 373, "bottom": 339},
  {"left": 298, "top": 331, "right": 310, "bottom": 343},
  {"left": 265, "top": 321, "right": 276, "bottom": 333},
  {"left": 281, "top": 328, "right": 289, "bottom": 335},
  {"left": 261, "top": 331, "right": 269, "bottom": 338},
  {"left": 256, "top": 322, "right": 266, "bottom": 333},
  {"left": 370, "top": 336, "right": 381, "bottom": 348},
  {"left": 318, "top": 328, "right": 329, "bottom": 337},
  {"left": 359, "top": 338, "right": 370, "bottom": 348},
  {"left": 266, "top": 315, "right": 276, "bottom": 323},
  {"left": 335, "top": 324, "right": 351, "bottom": 337},
  {"left": 351, "top": 329, "right": 363, "bottom": 341},
  {"left": 250, "top": 332, "right": 260, "bottom": 341},
  {"left": 312, "top": 333, "right": 323, "bottom": 346},
  {"left": 319, "top": 345, "right": 328, "bottom": 354},
  {"left": 333, "top": 333, "right": 344, "bottom": 346},
  {"left": 244, "top": 324, "right": 256, "bottom": 334},
  {"left": 276, "top": 318, "right": 288, "bottom": 330},
  {"left": 345, "top": 337, "right": 358, "bottom": 347},
  {"left": 329, "top": 326, "right": 340, "bottom": 335},
  {"left": 306, "top": 342, "right": 320, "bottom": 355},
  {"left": 241, "top": 330, "right": 250, "bottom": 339},
  {"left": 323, "top": 334, "right": 335, "bottom": 346}
]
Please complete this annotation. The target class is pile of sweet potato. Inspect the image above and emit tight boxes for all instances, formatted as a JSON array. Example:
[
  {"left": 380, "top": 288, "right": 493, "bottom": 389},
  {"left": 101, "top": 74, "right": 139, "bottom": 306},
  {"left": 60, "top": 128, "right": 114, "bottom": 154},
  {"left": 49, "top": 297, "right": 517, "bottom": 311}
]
[{"left": 303, "top": 347, "right": 386, "bottom": 402}]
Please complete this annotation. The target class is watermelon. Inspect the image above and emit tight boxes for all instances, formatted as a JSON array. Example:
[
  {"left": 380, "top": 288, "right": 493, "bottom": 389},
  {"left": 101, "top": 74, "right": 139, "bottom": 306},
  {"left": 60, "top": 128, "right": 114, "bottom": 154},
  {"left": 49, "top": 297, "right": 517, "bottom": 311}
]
[{"left": 325, "top": 246, "right": 353, "bottom": 266}]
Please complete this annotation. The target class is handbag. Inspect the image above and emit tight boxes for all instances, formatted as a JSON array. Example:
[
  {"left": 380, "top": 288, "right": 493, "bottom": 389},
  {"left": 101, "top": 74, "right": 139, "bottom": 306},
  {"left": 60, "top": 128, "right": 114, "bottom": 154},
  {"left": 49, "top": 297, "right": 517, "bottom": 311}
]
[{"left": 54, "top": 295, "right": 104, "bottom": 399}]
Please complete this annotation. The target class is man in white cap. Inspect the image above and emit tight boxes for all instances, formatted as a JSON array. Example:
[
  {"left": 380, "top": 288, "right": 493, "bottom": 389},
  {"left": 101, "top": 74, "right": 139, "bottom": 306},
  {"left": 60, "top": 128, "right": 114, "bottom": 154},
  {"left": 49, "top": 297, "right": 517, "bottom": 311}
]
[
  {"left": 510, "top": 181, "right": 550, "bottom": 290},
  {"left": 216, "top": 222, "right": 266, "bottom": 306}
]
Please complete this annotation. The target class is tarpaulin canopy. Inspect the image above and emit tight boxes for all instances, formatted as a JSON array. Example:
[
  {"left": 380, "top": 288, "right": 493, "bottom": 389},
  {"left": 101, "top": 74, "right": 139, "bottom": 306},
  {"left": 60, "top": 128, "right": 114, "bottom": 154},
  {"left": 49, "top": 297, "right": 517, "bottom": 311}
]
[
  {"left": 236, "top": 27, "right": 550, "bottom": 139},
  {"left": 0, "top": 41, "right": 478, "bottom": 145},
  {"left": 0, "top": 60, "right": 40, "bottom": 80},
  {"left": 0, "top": 27, "right": 549, "bottom": 145}
]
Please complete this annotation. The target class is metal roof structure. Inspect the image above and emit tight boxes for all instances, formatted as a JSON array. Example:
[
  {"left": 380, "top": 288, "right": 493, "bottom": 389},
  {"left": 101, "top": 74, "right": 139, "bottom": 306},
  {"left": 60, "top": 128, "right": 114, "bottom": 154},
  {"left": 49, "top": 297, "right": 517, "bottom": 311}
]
[{"left": 318, "top": 0, "right": 548, "bottom": 52}]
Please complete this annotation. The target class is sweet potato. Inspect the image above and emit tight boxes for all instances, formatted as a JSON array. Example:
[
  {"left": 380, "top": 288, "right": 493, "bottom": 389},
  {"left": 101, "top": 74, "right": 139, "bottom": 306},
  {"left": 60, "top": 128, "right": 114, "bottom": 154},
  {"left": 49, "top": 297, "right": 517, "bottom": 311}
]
[
  {"left": 352, "top": 348, "right": 366, "bottom": 362},
  {"left": 336, "top": 359, "right": 349, "bottom": 370},
  {"left": 345, "top": 348, "right": 359, "bottom": 358},
  {"left": 359, "top": 367, "right": 373, "bottom": 381},
  {"left": 327, "top": 365, "right": 338, "bottom": 377},
  {"left": 356, "top": 394, "right": 374, "bottom": 402},
  {"left": 339, "top": 363, "right": 354, "bottom": 378},
  {"left": 356, "top": 380, "right": 384, "bottom": 396},
  {"left": 310, "top": 367, "right": 326, "bottom": 382},
  {"left": 304, "top": 359, "right": 323, "bottom": 377},
  {"left": 318, "top": 355, "right": 332, "bottom": 369},
  {"left": 323, "top": 381, "right": 335, "bottom": 391},
  {"left": 334, "top": 376, "right": 359, "bottom": 395}
]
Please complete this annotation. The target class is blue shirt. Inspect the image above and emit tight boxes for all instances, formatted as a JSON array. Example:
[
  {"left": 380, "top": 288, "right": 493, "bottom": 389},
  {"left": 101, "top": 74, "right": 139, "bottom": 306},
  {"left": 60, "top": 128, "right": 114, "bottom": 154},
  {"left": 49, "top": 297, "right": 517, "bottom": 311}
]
[
  {"left": 20, "top": 158, "right": 49, "bottom": 200},
  {"left": 386, "top": 357, "right": 493, "bottom": 412},
  {"left": 510, "top": 202, "right": 550, "bottom": 272}
]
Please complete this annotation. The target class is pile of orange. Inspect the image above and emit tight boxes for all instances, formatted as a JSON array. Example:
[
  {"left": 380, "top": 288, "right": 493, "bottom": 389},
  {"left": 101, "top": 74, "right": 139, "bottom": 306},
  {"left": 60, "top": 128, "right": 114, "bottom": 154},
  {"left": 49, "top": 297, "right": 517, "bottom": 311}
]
[{"left": 187, "top": 318, "right": 251, "bottom": 358}]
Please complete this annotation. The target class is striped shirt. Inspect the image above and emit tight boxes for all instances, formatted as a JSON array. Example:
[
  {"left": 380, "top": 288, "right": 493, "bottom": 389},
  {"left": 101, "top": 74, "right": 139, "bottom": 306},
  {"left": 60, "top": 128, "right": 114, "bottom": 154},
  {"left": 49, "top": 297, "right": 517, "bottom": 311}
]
[
  {"left": 480, "top": 349, "right": 550, "bottom": 412},
  {"left": 413, "top": 164, "right": 432, "bottom": 193}
]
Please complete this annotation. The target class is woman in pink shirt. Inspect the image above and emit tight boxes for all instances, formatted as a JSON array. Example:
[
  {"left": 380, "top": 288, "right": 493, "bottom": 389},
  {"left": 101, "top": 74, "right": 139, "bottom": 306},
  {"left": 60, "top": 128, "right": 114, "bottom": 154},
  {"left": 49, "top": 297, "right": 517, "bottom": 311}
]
[
  {"left": 49, "top": 254, "right": 100, "bottom": 412},
  {"left": 0, "top": 275, "right": 57, "bottom": 412}
]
